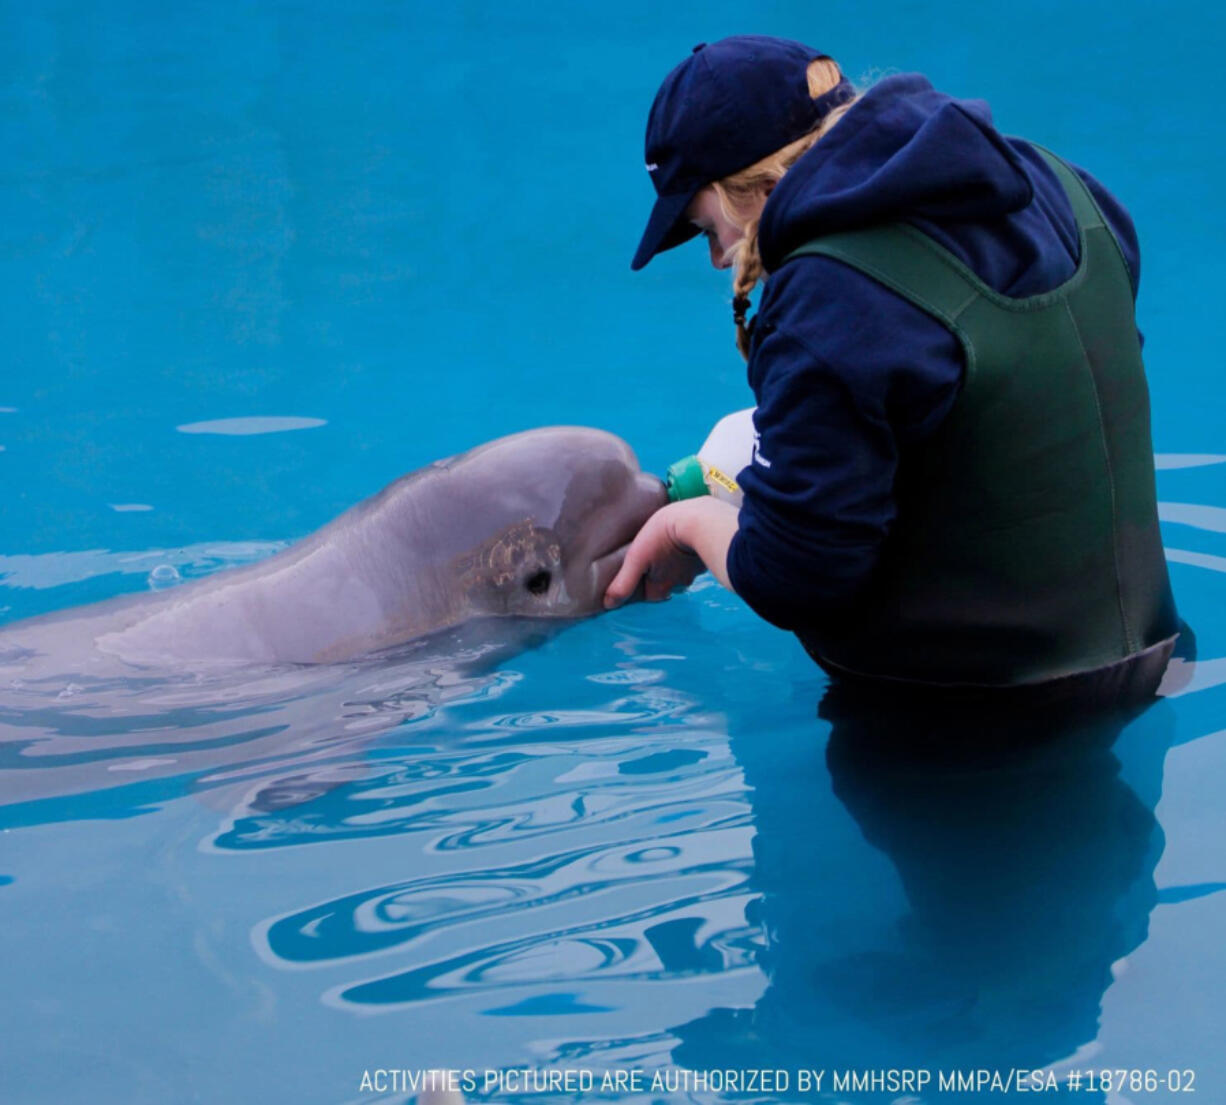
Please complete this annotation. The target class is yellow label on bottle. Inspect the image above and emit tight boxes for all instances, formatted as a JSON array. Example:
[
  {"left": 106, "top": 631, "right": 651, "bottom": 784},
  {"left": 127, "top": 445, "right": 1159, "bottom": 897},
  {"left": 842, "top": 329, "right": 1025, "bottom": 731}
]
[{"left": 706, "top": 466, "right": 740, "bottom": 495}]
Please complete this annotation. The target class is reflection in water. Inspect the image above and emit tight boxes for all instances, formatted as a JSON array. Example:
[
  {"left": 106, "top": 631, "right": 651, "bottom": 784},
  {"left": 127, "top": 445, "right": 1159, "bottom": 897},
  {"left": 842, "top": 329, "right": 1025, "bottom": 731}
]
[
  {"left": 234, "top": 610, "right": 1214, "bottom": 1103},
  {"left": 216, "top": 692, "right": 724, "bottom": 853},
  {"left": 7, "top": 544, "right": 1215, "bottom": 1099},
  {"left": 669, "top": 686, "right": 1174, "bottom": 1096},
  {"left": 241, "top": 643, "right": 1186, "bottom": 1105},
  {"left": 0, "top": 620, "right": 558, "bottom": 827},
  {"left": 244, "top": 681, "right": 757, "bottom": 1012}
]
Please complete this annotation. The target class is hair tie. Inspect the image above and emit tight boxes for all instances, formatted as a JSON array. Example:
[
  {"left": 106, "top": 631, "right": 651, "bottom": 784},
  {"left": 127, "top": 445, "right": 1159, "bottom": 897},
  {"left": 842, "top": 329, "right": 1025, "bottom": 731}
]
[{"left": 732, "top": 293, "right": 752, "bottom": 326}]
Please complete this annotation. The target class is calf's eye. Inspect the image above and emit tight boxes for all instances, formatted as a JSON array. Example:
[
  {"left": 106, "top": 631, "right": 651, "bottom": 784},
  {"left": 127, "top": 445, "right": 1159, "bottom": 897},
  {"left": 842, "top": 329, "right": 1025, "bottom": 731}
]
[{"left": 524, "top": 570, "right": 551, "bottom": 596}]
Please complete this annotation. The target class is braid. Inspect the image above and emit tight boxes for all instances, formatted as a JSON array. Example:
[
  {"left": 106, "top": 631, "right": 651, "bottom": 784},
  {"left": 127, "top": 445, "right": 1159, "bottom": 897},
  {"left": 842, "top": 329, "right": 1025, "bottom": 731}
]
[
  {"left": 732, "top": 218, "right": 765, "bottom": 359},
  {"left": 711, "top": 58, "right": 859, "bottom": 361}
]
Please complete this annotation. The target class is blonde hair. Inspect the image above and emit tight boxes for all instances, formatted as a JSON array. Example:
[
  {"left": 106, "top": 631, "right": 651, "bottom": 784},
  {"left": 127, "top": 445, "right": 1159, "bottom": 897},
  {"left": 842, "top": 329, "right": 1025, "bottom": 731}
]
[{"left": 711, "top": 58, "right": 859, "bottom": 359}]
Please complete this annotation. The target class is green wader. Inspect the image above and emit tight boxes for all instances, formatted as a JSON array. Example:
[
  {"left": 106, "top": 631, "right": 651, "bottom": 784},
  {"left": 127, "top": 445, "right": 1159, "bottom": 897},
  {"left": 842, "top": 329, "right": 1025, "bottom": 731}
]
[{"left": 782, "top": 147, "right": 1179, "bottom": 695}]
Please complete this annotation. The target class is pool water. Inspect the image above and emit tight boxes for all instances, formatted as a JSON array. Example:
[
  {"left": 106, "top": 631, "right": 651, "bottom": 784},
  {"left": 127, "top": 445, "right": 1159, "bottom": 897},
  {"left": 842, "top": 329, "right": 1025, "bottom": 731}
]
[{"left": 2, "top": 2, "right": 1224, "bottom": 1103}]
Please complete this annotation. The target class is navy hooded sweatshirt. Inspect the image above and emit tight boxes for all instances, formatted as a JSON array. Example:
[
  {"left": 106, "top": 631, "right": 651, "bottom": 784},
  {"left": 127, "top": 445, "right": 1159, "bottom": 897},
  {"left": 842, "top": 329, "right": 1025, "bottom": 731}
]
[{"left": 724, "top": 74, "right": 1142, "bottom": 632}]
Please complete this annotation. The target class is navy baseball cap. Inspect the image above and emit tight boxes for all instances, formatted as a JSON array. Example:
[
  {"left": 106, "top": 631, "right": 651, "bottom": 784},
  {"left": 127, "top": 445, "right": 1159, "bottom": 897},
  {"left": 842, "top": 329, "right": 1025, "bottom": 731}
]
[{"left": 631, "top": 35, "right": 853, "bottom": 271}]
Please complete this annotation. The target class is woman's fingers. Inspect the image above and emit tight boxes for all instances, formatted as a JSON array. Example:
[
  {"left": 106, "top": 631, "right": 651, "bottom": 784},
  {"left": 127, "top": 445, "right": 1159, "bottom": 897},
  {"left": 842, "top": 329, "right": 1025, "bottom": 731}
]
[
  {"left": 604, "top": 518, "right": 659, "bottom": 608},
  {"left": 603, "top": 509, "right": 702, "bottom": 609},
  {"left": 643, "top": 552, "right": 701, "bottom": 603}
]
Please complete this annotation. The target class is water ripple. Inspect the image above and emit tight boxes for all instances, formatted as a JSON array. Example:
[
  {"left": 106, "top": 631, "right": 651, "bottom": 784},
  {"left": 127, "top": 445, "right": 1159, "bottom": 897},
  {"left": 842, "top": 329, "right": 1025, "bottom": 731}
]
[
  {"left": 175, "top": 416, "right": 326, "bottom": 435},
  {"left": 1159, "top": 501, "right": 1226, "bottom": 533},
  {"left": 474, "top": 688, "right": 696, "bottom": 734},
  {"left": 213, "top": 730, "right": 747, "bottom": 854},
  {"left": 1154, "top": 454, "right": 1226, "bottom": 469},
  {"left": 0, "top": 632, "right": 519, "bottom": 822},
  {"left": 1166, "top": 547, "right": 1226, "bottom": 574},
  {"left": 260, "top": 834, "right": 733, "bottom": 967},
  {"left": 0, "top": 541, "right": 286, "bottom": 591},
  {"left": 310, "top": 856, "right": 758, "bottom": 1013}
]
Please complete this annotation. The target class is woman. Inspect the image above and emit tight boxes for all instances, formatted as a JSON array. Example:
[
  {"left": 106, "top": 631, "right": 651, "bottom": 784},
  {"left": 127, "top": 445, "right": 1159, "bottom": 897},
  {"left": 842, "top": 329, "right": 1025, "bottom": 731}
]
[{"left": 604, "top": 35, "right": 1179, "bottom": 705}]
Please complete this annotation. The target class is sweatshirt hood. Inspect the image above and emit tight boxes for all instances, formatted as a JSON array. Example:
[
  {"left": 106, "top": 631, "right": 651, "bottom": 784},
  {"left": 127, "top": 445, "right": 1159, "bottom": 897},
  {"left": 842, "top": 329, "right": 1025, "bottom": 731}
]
[{"left": 759, "top": 74, "right": 1035, "bottom": 272}]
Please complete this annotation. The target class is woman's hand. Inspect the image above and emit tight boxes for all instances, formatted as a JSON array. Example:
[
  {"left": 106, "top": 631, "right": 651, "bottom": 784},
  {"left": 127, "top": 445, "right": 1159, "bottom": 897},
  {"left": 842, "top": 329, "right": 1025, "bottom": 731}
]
[{"left": 604, "top": 497, "right": 740, "bottom": 608}]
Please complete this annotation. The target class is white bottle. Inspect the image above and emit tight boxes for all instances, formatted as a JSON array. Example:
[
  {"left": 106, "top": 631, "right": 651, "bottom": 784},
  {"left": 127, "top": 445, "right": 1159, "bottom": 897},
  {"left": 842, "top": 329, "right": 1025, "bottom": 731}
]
[{"left": 666, "top": 408, "right": 756, "bottom": 508}]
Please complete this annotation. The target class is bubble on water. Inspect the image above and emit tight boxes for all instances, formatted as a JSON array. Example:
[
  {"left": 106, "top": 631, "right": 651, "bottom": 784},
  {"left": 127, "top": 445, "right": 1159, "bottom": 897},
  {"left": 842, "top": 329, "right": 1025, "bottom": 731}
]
[{"left": 148, "top": 563, "right": 182, "bottom": 590}]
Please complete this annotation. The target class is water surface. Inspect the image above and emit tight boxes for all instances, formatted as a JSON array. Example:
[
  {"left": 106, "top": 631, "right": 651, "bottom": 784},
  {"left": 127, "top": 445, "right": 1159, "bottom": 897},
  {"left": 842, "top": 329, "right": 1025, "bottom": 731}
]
[{"left": 2, "top": 2, "right": 1224, "bottom": 1103}]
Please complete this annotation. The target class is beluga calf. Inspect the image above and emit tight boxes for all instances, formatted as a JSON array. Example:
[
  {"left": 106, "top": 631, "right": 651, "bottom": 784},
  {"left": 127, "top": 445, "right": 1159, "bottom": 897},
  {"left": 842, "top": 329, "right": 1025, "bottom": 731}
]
[{"left": 1, "top": 426, "right": 668, "bottom": 673}]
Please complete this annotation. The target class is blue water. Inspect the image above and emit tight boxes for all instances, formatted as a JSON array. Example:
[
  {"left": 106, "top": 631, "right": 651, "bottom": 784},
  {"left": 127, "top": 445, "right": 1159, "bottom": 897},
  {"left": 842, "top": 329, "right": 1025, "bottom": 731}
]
[{"left": 2, "top": 2, "right": 1224, "bottom": 1103}]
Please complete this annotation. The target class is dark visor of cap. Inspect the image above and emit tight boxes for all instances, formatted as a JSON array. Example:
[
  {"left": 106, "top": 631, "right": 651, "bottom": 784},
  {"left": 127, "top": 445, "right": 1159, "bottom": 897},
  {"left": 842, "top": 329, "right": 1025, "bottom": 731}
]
[{"left": 630, "top": 189, "right": 702, "bottom": 271}]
